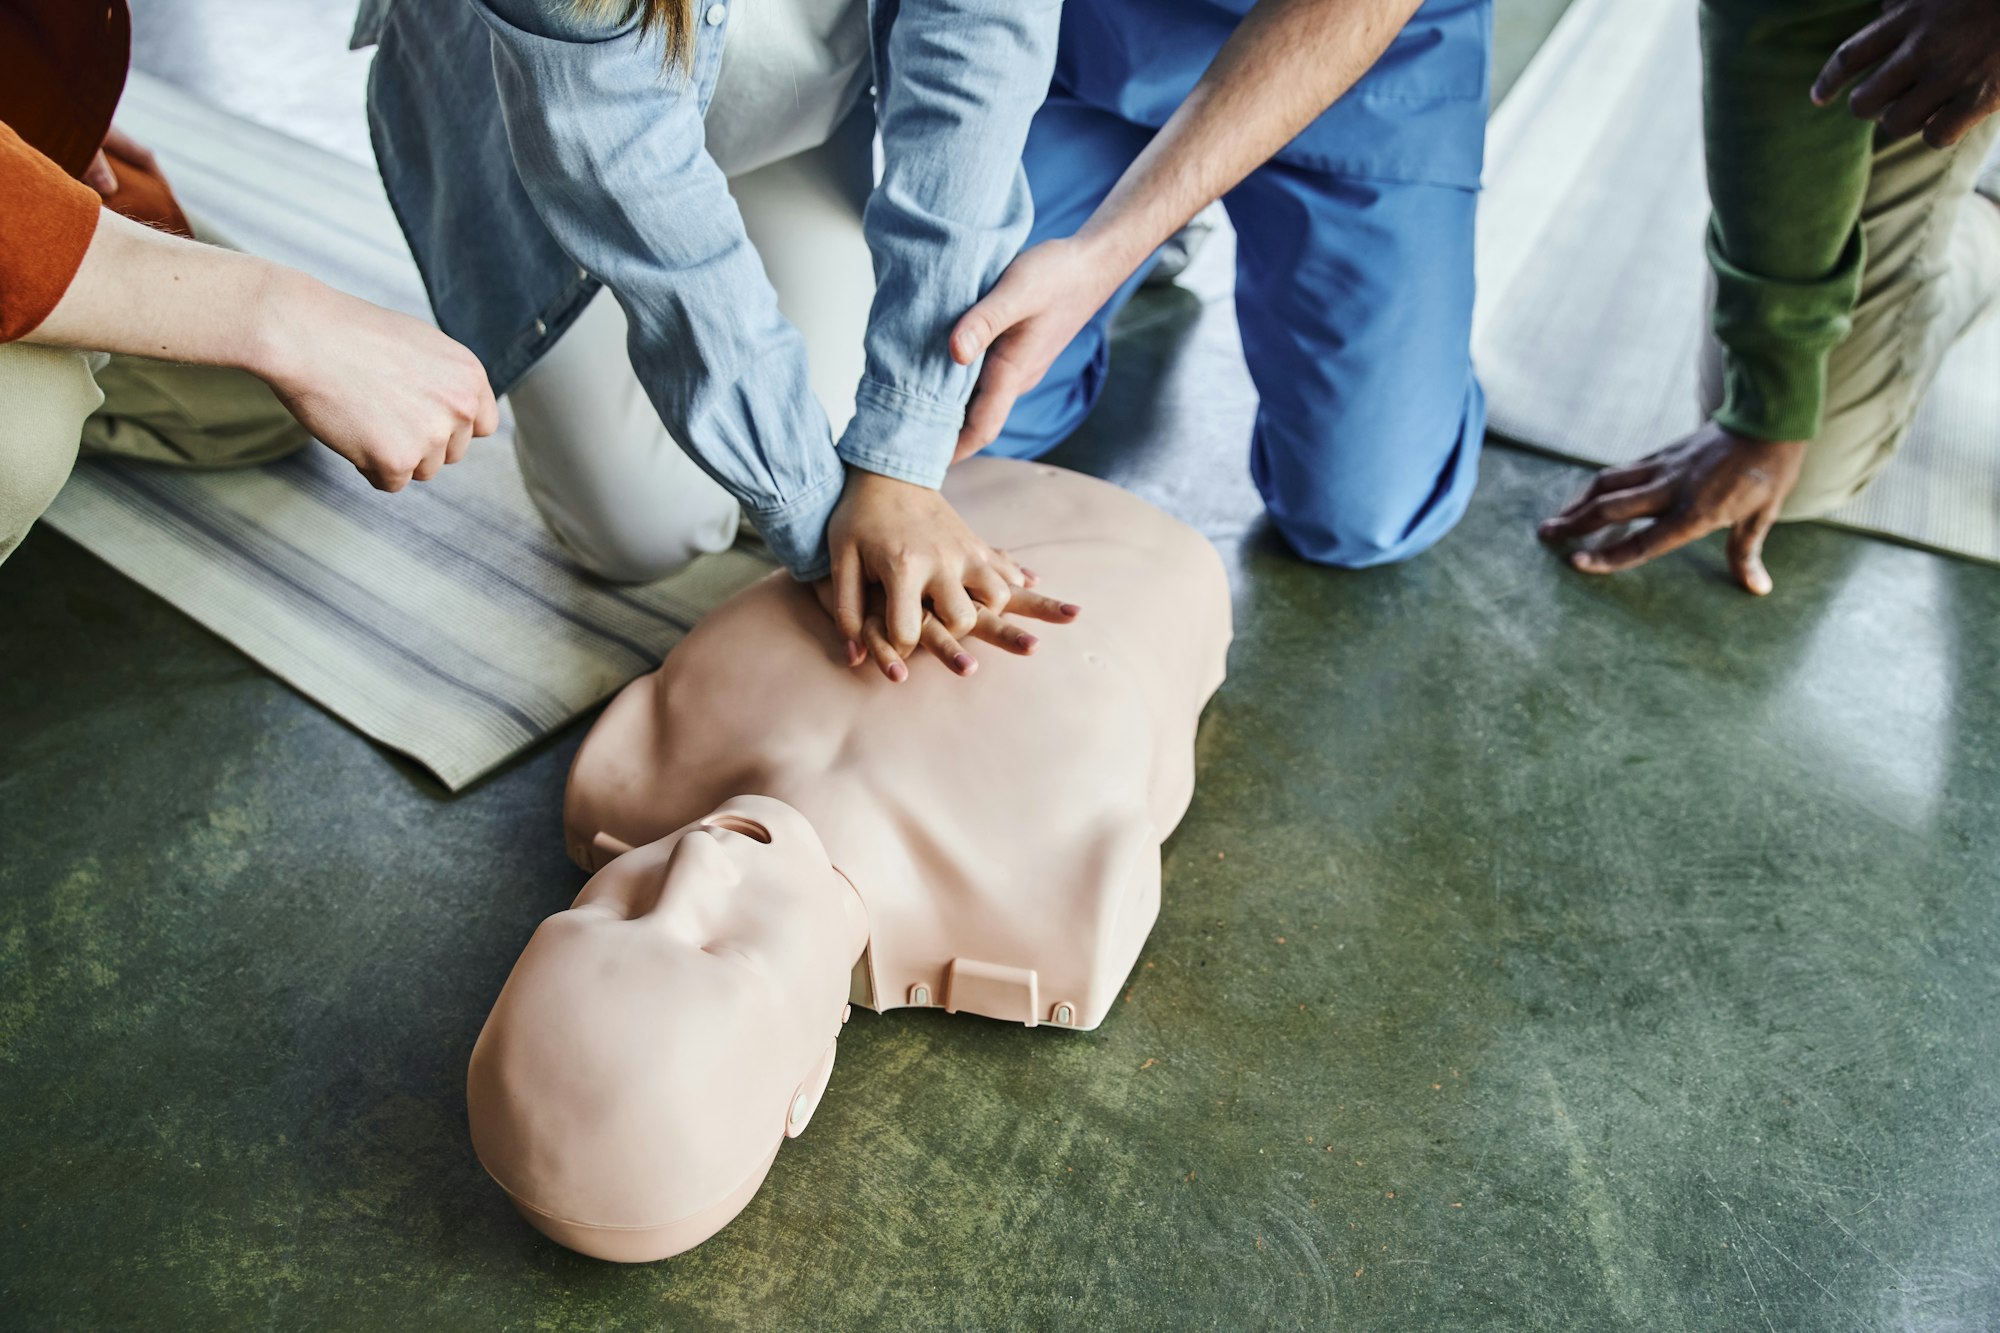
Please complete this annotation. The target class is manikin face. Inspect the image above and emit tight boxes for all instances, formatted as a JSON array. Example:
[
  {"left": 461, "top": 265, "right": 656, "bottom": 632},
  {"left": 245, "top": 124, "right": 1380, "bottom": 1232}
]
[{"left": 467, "top": 796, "right": 865, "bottom": 1261}]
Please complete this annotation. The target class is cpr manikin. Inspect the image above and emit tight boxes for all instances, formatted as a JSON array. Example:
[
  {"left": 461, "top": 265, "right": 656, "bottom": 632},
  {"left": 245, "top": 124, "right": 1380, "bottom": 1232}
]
[{"left": 468, "top": 459, "right": 1231, "bottom": 1261}]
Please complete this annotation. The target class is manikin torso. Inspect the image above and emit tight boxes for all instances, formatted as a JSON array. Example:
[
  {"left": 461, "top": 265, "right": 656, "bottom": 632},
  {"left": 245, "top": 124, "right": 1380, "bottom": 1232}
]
[
  {"left": 470, "top": 459, "right": 1231, "bottom": 1261},
  {"left": 567, "top": 459, "right": 1230, "bottom": 1029}
]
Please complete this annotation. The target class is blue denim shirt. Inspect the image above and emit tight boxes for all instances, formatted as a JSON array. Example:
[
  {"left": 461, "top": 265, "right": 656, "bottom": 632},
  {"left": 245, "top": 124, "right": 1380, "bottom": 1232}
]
[{"left": 354, "top": 0, "right": 1060, "bottom": 579}]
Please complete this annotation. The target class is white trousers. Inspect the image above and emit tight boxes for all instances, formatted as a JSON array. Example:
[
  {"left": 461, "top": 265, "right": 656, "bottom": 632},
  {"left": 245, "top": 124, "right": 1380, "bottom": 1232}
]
[{"left": 509, "top": 115, "right": 876, "bottom": 583}]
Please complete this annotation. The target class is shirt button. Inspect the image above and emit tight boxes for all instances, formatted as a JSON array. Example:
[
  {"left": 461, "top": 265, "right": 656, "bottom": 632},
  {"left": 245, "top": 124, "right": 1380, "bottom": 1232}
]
[
  {"left": 705, "top": 3, "right": 726, "bottom": 24},
  {"left": 533, "top": 318, "right": 548, "bottom": 337}
]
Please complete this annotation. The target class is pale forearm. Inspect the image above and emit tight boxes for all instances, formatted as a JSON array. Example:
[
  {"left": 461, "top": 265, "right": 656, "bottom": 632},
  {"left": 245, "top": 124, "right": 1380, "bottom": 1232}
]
[
  {"left": 24, "top": 205, "right": 501, "bottom": 495},
  {"left": 24, "top": 208, "right": 297, "bottom": 378},
  {"left": 1075, "top": 0, "right": 1423, "bottom": 275}
]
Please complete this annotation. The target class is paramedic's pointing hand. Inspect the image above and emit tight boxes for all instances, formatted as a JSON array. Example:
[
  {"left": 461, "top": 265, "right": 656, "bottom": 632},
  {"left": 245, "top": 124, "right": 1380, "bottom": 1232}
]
[{"left": 949, "top": 0, "right": 1424, "bottom": 457}]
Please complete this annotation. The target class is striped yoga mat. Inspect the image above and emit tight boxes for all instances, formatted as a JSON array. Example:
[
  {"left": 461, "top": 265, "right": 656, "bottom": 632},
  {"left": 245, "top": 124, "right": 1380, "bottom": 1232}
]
[
  {"left": 43, "top": 73, "right": 775, "bottom": 789},
  {"left": 1475, "top": 0, "right": 2000, "bottom": 563}
]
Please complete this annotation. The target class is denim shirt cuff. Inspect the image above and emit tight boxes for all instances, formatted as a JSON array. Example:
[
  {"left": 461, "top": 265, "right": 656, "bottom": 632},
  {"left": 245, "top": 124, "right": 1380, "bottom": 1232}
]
[
  {"left": 833, "top": 379, "right": 960, "bottom": 490},
  {"left": 748, "top": 467, "right": 846, "bottom": 583}
]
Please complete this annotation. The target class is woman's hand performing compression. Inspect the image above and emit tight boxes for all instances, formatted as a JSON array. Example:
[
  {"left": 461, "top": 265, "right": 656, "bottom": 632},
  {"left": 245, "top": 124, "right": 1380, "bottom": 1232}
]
[{"left": 819, "top": 468, "right": 1079, "bottom": 681}]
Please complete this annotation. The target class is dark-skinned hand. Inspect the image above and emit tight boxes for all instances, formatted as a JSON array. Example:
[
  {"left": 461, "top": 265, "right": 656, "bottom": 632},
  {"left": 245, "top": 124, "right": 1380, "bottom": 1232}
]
[
  {"left": 1812, "top": 0, "right": 2000, "bottom": 148},
  {"left": 1537, "top": 422, "right": 1807, "bottom": 594}
]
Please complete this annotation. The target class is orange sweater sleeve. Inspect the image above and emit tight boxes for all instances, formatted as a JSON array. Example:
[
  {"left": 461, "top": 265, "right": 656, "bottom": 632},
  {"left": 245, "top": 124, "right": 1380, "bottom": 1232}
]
[{"left": 0, "top": 118, "right": 100, "bottom": 344}]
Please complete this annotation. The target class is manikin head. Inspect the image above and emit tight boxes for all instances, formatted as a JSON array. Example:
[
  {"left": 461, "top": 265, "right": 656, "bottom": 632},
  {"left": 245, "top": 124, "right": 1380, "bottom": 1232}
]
[{"left": 467, "top": 795, "right": 866, "bottom": 1261}]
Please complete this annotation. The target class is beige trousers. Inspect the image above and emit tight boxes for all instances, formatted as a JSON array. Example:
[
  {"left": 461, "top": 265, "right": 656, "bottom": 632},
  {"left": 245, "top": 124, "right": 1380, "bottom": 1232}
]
[
  {"left": 1703, "top": 124, "right": 2000, "bottom": 518},
  {"left": 0, "top": 219, "right": 308, "bottom": 568}
]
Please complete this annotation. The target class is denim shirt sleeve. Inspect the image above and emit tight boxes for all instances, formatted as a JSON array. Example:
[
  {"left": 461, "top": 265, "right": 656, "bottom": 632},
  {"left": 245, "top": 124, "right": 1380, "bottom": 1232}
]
[
  {"left": 474, "top": 0, "right": 844, "bottom": 580},
  {"left": 836, "top": 0, "right": 1063, "bottom": 488}
]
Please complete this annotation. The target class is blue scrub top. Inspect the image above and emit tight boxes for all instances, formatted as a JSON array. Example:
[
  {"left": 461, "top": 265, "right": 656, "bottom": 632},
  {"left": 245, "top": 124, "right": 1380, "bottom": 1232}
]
[{"left": 1052, "top": 0, "right": 1492, "bottom": 189}]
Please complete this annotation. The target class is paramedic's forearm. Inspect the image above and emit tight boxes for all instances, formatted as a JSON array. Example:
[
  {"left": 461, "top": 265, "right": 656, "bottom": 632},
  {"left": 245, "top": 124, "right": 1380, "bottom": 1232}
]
[{"left": 1077, "top": 0, "right": 1421, "bottom": 275}]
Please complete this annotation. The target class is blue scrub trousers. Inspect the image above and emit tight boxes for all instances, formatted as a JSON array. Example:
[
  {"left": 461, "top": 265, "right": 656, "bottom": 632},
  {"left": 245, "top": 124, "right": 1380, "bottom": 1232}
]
[{"left": 986, "top": 44, "right": 1487, "bottom": 568}]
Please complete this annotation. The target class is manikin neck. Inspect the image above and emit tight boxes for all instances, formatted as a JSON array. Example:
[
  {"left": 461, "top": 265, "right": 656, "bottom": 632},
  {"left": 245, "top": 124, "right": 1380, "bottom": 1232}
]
[{"left": 830, "top": 864, "right": 876, "bottom": 1007}]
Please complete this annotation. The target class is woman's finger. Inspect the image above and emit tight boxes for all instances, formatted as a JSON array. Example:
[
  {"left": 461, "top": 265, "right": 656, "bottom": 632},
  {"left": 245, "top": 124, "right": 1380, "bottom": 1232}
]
[
  {"left": 920, "top": 616, "right": 979, "bottom": 676},
  {"left": 966, "top": 607, "right": 1041, "bottom": 656},
  {"left": 832, "top": 548, "right": 866, "bottom": 654},
  {"left": 928, "top": 577, "right": 980, "bottom": 639},
  {"left": 988, "top": 546, "right": 1028, "bottom": 588},
  {"left": 1000, "top": 588, "right": 1082, "bottom": 623},
  {"left": 861, "top": 616, "right": 908, "bottom": 683},
  {"left": 881, "top": 562, "right": 925, "bottom": 657},
  {"left": 966, "top": 564, "right": 1014, "bottom": 612}
]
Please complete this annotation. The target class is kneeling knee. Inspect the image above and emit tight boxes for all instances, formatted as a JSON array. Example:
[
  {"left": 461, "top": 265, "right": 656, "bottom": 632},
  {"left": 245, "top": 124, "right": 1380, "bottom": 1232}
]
[
  {"left": 1263, "top": 449, "right": 1478, "bottom": 569},
  {"left": 1259, "top": 383, "right": 1483, "bottom": 569},
  {"left": 560, "top": 523, "right": 732, "bottom": 584},
  {"left": 0, "top": 346, "right": 96, "bottom": 556},
  {"left": 1271, "top": 504, "right": 1455, "bottom": 569},
  {"left": 551, "top": 502, "right": 742, "bottom": 585},
  {"left": 572, "top": 544, "right": 697, "bottom": 585}
]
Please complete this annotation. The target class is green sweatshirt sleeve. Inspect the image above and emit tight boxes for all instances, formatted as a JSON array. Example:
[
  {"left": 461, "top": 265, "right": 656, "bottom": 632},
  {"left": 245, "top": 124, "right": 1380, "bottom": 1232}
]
[{"left": 1700, "top": 0, "right": 1877, "bottom": 441}]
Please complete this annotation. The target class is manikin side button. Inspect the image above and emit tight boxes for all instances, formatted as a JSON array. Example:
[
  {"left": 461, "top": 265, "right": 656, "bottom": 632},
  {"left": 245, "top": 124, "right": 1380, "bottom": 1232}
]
[{"left": 785, "top": 1040, "right": 838, "bottom": 1140}]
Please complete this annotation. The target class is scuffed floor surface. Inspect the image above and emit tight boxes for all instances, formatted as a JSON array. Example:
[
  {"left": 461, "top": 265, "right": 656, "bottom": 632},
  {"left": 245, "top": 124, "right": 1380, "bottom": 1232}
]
[{"left": 3, "top": 1, "right": 1996, "bottom": 1327}]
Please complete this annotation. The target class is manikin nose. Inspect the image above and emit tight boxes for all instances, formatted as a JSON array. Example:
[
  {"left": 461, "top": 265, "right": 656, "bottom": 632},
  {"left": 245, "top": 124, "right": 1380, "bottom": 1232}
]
[
  {"left": 664, "top": 828, "right": 744, "bottom": 886},
  {"left": 643, "top": 829, "right": 748, "bottom": 934}
]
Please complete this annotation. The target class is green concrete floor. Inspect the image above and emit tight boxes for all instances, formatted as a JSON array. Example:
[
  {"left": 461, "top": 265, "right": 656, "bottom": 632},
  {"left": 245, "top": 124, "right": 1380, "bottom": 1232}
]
[{"left": 5, "top": 5, "right": 1999, "bottom": 1329}]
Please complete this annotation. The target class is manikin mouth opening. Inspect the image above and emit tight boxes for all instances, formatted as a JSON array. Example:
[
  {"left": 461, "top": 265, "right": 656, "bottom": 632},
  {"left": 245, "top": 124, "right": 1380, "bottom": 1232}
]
[{"left": 702, "top": 814, "right": 772, "bottom": 844}]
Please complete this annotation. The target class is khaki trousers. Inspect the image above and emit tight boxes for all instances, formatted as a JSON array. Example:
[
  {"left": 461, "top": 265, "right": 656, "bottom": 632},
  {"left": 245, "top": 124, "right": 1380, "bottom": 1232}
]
[
  {"left": 0, "top": 218, "right": 308, "bottom": 568},
  {"left": 1702, "top": 125, "right": 2000, "bottom": 518}
]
